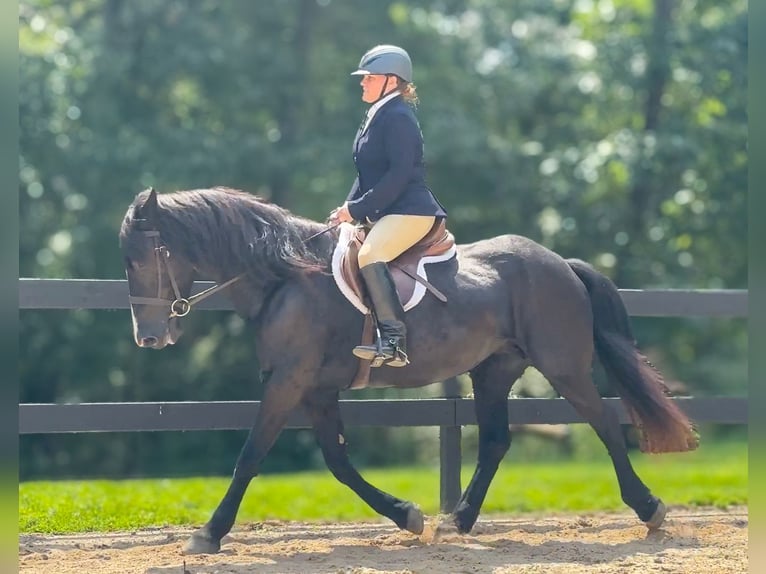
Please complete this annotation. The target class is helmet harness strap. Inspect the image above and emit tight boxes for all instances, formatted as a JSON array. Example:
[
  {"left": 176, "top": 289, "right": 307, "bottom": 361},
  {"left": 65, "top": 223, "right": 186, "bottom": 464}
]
[{"left": 373, "top": 74, "right": 396, "bottom": 103}]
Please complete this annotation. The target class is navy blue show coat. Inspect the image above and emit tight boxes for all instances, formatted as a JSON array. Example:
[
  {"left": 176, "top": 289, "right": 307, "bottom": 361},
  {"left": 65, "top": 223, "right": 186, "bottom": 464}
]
[{"left": 345, "top": 95, "right": 447, "bottom": 223}]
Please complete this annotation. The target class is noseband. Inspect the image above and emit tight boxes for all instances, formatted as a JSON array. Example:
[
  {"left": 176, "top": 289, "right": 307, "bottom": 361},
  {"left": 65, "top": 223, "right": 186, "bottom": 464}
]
[{"left": 128, "top": 230, "right": 243, "bottom": 318}]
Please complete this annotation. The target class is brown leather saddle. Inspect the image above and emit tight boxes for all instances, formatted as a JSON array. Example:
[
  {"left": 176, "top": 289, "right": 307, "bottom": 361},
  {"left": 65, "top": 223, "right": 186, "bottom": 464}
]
[
  {"left": 336, "top": 219, "right": 456, "bottom": 388},
  {"left": 338, "top": 218, "right": 456, "bottom": 310}
]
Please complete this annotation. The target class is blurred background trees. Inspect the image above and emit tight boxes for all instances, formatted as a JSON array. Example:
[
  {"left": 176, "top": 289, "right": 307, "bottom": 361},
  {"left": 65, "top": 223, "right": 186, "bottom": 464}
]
[{"left": 19, "top": 0, "right": 747, "bottom": 480}]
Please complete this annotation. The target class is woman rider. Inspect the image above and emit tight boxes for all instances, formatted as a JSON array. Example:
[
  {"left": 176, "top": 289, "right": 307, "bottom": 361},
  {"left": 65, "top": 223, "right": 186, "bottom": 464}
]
[{"left": 329, "top": 45, "right": 447, "bottom": 367}]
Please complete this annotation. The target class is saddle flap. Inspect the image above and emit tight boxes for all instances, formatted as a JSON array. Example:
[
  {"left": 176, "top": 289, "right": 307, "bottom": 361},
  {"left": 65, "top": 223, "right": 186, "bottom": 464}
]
[
  {"left": 340, "top": 232, "right": 367, "bottom": 301},
  {"left": 333, "top": 219, "right": 456, "bottom": 314}
]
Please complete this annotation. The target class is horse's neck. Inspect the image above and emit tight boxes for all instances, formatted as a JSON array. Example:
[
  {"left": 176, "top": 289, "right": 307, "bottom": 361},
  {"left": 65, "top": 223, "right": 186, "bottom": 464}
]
[
  {"left": 228, "top": 280, "right": 274, "bottom": 320},
  {"left": 183, "top": 206, "right": 328, "bottom": 316}
]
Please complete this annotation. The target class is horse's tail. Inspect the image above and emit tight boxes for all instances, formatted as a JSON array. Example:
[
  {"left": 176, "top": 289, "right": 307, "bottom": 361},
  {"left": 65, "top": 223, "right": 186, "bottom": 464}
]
[{"left": 567, "top": 258, "right": 699, "bottom": 453}]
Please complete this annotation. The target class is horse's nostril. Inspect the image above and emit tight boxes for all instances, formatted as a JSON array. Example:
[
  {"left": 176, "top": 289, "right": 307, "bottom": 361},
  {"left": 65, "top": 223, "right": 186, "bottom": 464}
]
[{"left": 139, "top": 336, "right": 158, "bottom": 348}]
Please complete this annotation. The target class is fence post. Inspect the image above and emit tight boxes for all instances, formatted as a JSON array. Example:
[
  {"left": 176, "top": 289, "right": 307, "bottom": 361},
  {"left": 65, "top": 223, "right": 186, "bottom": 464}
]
[{"left": 439, "top": 376, "right": 462, "bottom": 513}]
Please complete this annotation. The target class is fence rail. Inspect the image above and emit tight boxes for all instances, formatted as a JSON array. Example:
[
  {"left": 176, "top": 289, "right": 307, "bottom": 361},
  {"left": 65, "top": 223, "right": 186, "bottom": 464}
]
[
  {"left": 19, "top": 279, "right": 748, "bottom": 317},
  {"left": 20, "top": 397, "right": 746, "bottom": 435},
  {"left": 19, "top": 279, "right": 748, "bottom": 511}
]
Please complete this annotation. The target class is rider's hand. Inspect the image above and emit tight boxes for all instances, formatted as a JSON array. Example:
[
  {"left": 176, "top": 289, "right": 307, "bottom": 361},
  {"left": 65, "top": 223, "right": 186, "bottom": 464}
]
[{"left": 329, "top": 203, "right": 353, "bottom": 224}]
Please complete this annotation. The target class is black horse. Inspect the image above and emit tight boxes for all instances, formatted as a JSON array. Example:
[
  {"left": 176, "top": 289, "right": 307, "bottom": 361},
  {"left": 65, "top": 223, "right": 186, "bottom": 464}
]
[{"left": 119, "top": 187, "right": 697, "bottom": 554}]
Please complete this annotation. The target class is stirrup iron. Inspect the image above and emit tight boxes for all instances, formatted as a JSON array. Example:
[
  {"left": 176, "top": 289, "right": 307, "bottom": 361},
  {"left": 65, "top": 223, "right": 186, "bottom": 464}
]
[{"left": 352, "top": 325, "right": 409, "bottom": 367}]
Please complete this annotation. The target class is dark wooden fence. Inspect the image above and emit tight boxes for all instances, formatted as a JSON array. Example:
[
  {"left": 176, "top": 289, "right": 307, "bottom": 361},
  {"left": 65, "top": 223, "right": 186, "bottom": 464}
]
[{"left": 19, "top": 279, "right": 748, "bottom": 511}]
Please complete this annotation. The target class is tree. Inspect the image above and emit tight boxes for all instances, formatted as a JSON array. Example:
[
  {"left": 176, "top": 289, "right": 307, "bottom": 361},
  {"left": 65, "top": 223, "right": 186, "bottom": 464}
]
[{"left": 19, "top": 0, "right": 747, "bottom": 479}]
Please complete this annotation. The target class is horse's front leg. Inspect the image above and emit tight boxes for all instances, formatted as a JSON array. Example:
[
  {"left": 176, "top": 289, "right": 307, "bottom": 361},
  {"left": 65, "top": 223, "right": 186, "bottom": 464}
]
[
  {"left": 183, "top": 371, "right": 304, "bottom": 554},
  {"left": 302, "top": 389, "right": 424, "bottom": 534}
]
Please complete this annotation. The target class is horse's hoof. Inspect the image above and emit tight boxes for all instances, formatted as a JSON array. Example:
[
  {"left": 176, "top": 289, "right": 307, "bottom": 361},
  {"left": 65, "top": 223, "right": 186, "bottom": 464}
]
[
  {"left": 405, "top": 505, "right": 425, "bottom": 535},
  {"left": 645, "top": 500, "right": 667, "bottom": 530},
  {"left": 182, "top": 532, "right": 220, "bottom": 555},
  {"left": 432, "top": 516, "right": 460, "bottom": 542}
]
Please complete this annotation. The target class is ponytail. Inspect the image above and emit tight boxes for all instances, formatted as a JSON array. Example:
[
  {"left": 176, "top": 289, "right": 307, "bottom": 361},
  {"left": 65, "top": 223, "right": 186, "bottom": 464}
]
[{"left": 397, "top": 79, "right": 419, "bottom": 107}]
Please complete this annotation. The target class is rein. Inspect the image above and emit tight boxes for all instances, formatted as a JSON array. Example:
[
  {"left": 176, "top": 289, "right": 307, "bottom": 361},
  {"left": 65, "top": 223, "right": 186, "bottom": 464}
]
[
  {"left": 303, "top": 221, "right": 342, "bottom": 243},
  {"left": 128, "top": 230, "right": 243, "bottom": 318}
]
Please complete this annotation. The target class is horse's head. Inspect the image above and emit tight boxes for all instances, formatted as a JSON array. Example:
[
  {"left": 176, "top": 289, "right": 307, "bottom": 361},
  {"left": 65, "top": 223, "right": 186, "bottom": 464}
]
[{"left": 119, "top": 188, "right": 194, "bottom": 349}]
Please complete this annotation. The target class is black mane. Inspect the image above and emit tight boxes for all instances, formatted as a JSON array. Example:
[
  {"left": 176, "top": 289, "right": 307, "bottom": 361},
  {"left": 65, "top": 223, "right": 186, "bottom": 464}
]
[{"left": 122, "top": 187, "right": 330, "bottom": 282}]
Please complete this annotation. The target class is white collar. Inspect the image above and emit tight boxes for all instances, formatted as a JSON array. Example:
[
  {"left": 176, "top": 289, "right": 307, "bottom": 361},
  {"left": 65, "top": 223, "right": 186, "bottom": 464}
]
[{"left": 362, "top": 90, "right": 400, "bottom": 132}]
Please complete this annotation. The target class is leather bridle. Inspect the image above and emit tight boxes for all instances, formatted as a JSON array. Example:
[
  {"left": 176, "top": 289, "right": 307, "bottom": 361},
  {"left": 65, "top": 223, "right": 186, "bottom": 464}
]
[{"left": 127, "top": 230, "right": 243, "bottom": 318}]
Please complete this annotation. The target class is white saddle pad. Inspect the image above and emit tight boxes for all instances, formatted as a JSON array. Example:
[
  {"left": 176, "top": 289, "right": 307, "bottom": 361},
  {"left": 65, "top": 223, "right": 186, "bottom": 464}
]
[{"left": 331, "top": 223, "right": 457, "bottom": 314}]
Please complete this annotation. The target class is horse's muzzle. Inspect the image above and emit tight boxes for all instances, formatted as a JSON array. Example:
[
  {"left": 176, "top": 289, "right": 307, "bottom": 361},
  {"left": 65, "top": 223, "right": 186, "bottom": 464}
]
[{"left": 134, "top": 320, "right": 181, "bottom": 349}]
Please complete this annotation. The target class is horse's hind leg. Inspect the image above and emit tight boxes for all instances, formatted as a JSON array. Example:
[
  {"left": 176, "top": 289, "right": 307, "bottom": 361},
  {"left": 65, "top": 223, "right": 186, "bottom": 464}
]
[
  {"left": 449, "top": 353, "right": 524, "bottom": 534},
  {"left": 526, "top": 269, "right": 665, "bottom": 529},
  {"left": 543, "top": 370, "right": 665, "bottom": 528},
  {"left": 301, "top": 389, "right": 425, "bottom": 534}
]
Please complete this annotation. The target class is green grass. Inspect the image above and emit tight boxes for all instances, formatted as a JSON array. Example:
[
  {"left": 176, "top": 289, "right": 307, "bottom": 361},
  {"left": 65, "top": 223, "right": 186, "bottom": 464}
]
[{"left": 19, "top": 439, "right": 747, "bottom": 534}]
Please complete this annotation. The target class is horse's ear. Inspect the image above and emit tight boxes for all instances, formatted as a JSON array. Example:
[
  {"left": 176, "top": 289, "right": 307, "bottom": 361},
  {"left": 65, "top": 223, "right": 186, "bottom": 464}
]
[{"left": 138, "top": 187, "right": 159, "bottom": 221}]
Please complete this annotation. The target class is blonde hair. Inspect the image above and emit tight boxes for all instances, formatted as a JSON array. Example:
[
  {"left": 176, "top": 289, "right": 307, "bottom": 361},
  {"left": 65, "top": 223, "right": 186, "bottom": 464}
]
[{"left": 397, "top": 79, "right": 419, "bottom": 106}]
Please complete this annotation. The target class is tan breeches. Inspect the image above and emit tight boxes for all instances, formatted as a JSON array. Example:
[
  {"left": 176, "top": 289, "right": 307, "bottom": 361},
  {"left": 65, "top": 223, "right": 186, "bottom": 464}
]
[{"left": 357, "top": 214, "right": 437, "bottom": 268}]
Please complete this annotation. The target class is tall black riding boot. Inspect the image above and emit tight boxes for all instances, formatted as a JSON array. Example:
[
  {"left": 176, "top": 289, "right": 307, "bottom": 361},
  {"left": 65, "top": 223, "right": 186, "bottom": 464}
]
[{"left": 352, "top": 262, "right": 409, "bottom": 367}]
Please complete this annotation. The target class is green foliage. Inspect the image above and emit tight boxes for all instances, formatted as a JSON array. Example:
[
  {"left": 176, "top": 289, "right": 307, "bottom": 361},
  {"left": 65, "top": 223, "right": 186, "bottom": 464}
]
[
  {"left": 19, "top": 438, "right": 746, "bottom": 533},
  {"left": 19, "top": 0, "right": 747, "bottom": 479}
]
